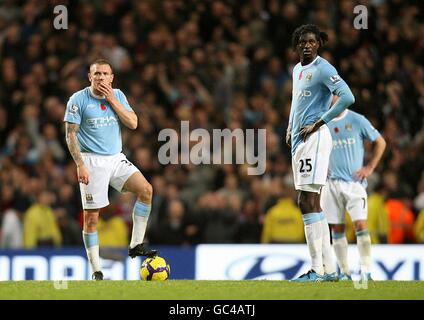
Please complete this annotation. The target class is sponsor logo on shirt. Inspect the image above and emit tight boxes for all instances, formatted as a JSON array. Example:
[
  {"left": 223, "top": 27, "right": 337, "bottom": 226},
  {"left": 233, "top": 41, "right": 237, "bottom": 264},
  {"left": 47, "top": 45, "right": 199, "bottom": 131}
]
[
  {"left": 86, "top": 116, "right": 118, "bottom": 128},
  {"left": 333, "top": 138, "right": 356, "bottom": 149},
  {"left": 295, "top": 90, "right": 312, "bottom": 98}
]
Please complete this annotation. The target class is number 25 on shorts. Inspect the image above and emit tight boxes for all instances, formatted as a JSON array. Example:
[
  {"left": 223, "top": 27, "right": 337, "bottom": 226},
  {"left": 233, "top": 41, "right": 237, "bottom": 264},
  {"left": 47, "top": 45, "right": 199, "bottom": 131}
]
[{"left": 299, "top": 158, "right": 312, "bottom": 173}]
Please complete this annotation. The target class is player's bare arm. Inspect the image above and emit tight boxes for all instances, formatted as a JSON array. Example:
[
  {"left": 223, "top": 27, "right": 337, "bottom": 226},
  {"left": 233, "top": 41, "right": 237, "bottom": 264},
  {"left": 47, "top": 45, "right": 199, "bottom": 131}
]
[
  {"left": 98, "top": 82, "right": 138, "bottom": 130},
  {"left": 65, "top": 122, "right": 90, "bottom": 184},
  {"left": 354, "top": 135, "right": 386, "bottom": 180}
]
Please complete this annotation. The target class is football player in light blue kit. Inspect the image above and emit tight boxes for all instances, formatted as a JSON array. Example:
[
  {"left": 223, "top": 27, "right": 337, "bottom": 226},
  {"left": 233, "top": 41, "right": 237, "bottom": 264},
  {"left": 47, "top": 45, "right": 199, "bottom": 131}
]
[
  {"left": 287, "top": 25, "right": 355, "bottom": 282},
  {"left": 321, "top": 108, "right": 386, "bottom": 281},
  {"left": 64, "top": 59, "right": 157, "bottom": 280}
]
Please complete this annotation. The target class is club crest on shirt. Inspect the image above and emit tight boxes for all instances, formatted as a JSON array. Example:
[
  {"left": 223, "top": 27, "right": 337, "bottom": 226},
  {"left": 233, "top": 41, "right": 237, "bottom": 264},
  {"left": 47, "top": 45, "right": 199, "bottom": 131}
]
[
  {"left": 306, "top": 73, "right": 312, "bottom": 81},
  {"left": 345, "top": 123, "right": 352, "bottom": 131}
]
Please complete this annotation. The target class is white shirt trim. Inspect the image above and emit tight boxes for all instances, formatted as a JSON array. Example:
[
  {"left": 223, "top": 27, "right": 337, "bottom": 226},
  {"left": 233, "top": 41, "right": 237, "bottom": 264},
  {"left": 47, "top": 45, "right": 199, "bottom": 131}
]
[
  {"left": 89, "top": 87, "right": 105, "bottom": 100},
  {"left": 332, "top": 109, "right": 349, "bottom": 122},
  {"left": 300, "top": 55, "right": 320, "bottom": 69}
]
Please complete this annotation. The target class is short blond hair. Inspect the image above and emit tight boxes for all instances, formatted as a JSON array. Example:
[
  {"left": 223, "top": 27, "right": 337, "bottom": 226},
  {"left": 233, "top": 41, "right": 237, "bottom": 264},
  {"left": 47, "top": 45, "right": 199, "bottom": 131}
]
[{"left": 90, "top": 59, "right": 113, "bottom": 73}]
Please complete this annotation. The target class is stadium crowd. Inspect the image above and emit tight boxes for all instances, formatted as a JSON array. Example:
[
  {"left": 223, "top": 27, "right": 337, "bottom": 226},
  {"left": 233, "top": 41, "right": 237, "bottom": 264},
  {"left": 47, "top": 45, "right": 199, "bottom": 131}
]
[{"left": 1, "top": 0, "right": 424, "bottom": 248}]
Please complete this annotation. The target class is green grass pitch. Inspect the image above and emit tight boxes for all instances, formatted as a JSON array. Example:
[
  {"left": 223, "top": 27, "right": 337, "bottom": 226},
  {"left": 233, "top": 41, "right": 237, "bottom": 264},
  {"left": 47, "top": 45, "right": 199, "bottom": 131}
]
[{"left": 0, "top": 280, "right": 423, "bottom": 300}]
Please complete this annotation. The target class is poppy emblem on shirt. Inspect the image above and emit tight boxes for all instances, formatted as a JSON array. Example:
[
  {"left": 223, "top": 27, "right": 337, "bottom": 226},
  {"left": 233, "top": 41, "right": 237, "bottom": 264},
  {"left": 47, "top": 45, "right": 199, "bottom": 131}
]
[
  {"left": 100, "top": 104, "right": 107, "bottom": 111},
  {"left": 334, "top": 127, "right": 339, "bottom": 134},
  {"left": 298, "top": 71, "right": 303, "bottom": 80}
]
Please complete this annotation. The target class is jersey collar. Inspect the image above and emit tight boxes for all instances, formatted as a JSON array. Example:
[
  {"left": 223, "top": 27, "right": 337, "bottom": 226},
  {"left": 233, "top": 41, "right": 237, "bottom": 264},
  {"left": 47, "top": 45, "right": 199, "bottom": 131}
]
[
  {"left": 300, "top": 55, "right": 320, "bottom": 69},
  {"left": 332, "top": 109, "right": 349, "bottom": 121}
]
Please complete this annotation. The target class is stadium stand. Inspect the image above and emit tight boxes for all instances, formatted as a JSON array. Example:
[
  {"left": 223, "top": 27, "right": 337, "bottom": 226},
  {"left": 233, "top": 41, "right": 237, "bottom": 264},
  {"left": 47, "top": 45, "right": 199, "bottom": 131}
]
[{"left": 0, "top": 0, "right": 423, "bottom": 247}]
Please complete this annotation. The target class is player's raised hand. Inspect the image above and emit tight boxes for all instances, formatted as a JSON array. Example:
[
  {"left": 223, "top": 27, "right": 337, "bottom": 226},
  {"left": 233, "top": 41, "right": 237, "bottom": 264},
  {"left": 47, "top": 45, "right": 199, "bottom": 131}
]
[
  {"left": 77, "top": 163, "right": 90, "bottom": 185},
  {"left": 98, "top": 81, "right": 115, "bottom": 102},
  {"left": 354, "top": 165, "right": 373, "bottom": 181}
]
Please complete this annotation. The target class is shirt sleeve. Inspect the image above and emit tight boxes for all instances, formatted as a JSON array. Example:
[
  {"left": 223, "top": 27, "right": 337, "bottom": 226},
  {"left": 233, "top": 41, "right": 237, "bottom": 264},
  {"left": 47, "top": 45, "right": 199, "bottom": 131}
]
[
  {"left": 63, "top": 95, "right": 82, "bottom": 125},
  {"left": 320, "top": 62, "right": 347, "bottom": 93},
  {"left": 319, "top": 62, "right": 355, "bottom": 124},
  {"left": 359, "top": 115, "right": 380, "bottom": 142},
  {"left": 320, "top": 86, "right": 355, "bottom": 124},
  {"left": 116, "top": 89, "right": 134, "bottom": 112}
]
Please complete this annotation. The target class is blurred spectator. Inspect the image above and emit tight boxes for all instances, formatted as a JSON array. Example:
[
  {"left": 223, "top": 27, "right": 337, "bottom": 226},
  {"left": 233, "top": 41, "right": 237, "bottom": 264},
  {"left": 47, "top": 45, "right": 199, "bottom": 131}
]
[
  {"left": 218, "top": 173, "right": 245, "bottom": 201},
  {"left": 148, "top": 199, "right": 193, "bottom": 245},
  {"left": 414, "top": 210, "right": 424, "bottom": 243},
  {"left": 385, "top": 191, "right": 416, "bottom": 244},
  {"left": 414, "top": 210, "right": 424, "bottom": 244},
  {"left": 97, "top": 206, "right": 128, "bottom": 247},
  {"left": 414, "top": 172, "right": 424, "bottom": 212},
  {"left": 261, "top": 180, "right": 304, "bottom": 244},
  {"left": 54, "top": 207, "right": 83, "bottom": 246},
  {"left": 57, "top": 183, "right": 81, "bottom": 221},
  {"left": 148, "top": 175, "right": 168, "bottom": 228},
  {"left": 235, "top": 199, "right": 262, "bottom": 243},
  {"left": 367, "top": 184, "right": 391, "bottom": 244},
  {"left": 195, "top": 192, "right": 238, "bottom": 243},
  {"left": 0, "top": 208, "right": 23, "bottom": 248},
  {"left": 23, "top": 190, "right": 62, "bottom": 248},
  {"left": 343, "top": 214, "right": 356, "bottom": 243}
]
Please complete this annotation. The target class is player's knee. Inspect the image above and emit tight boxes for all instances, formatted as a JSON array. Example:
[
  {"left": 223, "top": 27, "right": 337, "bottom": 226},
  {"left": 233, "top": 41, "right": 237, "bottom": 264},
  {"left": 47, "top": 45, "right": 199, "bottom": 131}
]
[
  {"left": 298, "top": 201, "right": 310, "bottom": 213},
  {"left": 137, "top": 182, "right": 153, "bottom": 202},
  {"left": 298, "top": 198, "right": 311, "bottom": 213},
  {"left": 353, "top": 220, "right": 368, "bottom": 231},
  {"left": 331, "top": 224, "right": 345, "bottom": 233},
  {"left": 297, "top": 192, "right": 306, "bottom": 211},
  {"left": 298, "top": 191, "right": 317, "bottom": 213}
]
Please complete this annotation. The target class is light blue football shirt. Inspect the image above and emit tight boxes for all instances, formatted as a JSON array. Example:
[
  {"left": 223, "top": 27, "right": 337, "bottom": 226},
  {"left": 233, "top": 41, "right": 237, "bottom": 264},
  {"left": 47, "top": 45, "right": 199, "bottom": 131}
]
[
  {"left": 64, "top": 87, "right": 134, "bottom": 155},
  {"left": 289, "top": 56, "right": 350, "bottom": 155},
  {"left": 326, "top": 110, "right": 380, "bottom": 185}
]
